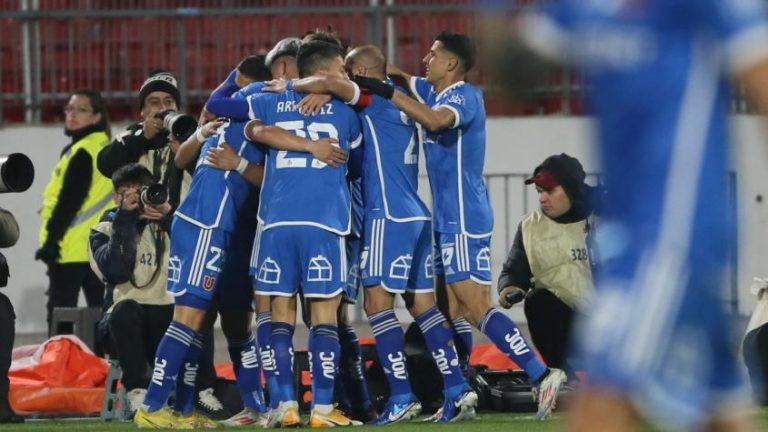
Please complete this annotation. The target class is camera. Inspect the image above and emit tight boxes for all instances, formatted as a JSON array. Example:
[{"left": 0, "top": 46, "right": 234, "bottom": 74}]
[
  {"left": 140, "top": 183, "right": 168, "bottom": 207},
  {"left": 0, "top": 153, "right": 34, "bottom": 193},
  {"left": 156, "top": 110, "right": 197, "bottom": 142}
]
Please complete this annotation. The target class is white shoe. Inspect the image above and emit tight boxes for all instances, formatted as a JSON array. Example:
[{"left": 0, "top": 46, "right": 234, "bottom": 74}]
[
  {"left": 221, "top": 408, "right": 268, "bottom": 427},
  {"left": 126, "top": 388, "right": 147, "bottom": 413},
  {"left": 196, "top": 387, "right": 229, "bottom": 422},
  {"left": 535, "top": 368, "right": 567, "bottom": 420}
]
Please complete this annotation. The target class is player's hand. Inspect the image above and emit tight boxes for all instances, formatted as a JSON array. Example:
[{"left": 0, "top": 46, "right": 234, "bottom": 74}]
[
  {"left": 198, "top": 107, "right": 216, "bottom": 126},
  {"left": 298, "top": 94, "right": 332, "bottom": 115},
  {"left": 200, "top": 118, "right": 226, "bottom": 140},
  {"left": 353, "top": 76, "right": 395, "bottom": 99},
  {"left": 206, "top": 143, "right": 241, "bottom": 171},
  {"left": 142, "top": 111, "right": 163, "bottom": 139},
  {"left": 499, "top": 286, "right": 526, "bottom": 309},
  {"left": 141, "top": 202, "right": 172, "bottom": 220},
  {"left": 118, "top": 188, "right": 141, "bottom": 212},
  {"left": 306, "top": 137, "right": 346, "bottom": 166},
  {"left": 263, "top": 79, "right": 288, "bottom": 93}
]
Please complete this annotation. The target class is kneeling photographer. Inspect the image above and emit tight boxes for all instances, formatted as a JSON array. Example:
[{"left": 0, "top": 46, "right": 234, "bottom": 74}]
[
  {"left": 97, "top": 71, "right": 196, "bottom": 209},
  {"left": 89, "top": 163, "right": 179, "bottom": 413}
]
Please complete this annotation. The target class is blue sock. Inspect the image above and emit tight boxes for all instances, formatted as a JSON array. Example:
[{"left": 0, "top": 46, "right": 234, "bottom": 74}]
[
  {"left": 367, "top": 309, "right": 413, "bottom": 400},
  {"left": 228, "top": 332, "right": 266, "bottom": 412},
  {"left": 271, "top": 321, "right": 296, "bottom": 403},
  {"left": 173, "top": 332, "right": 203, "bottom": 415},
  {"left": 339, "top": 324, "right": 373, "bottom": 412},
  {"left": 143, "top": 321, "right": 196, "bottom": 412},
  {"left": 451, "top": 316, "right": 474, "bottom": 377},
  {"left": 479, "top": 307, "right": 547, "bottom": 383},
  {"left": 256, "top": 312, "right": 280, "bottom": 409},
  {"left": 309, "top": 324, "right": 340, "bottom": 407},
  {"left": 415, "top": 307, "right": 467, "bottom": 399}
]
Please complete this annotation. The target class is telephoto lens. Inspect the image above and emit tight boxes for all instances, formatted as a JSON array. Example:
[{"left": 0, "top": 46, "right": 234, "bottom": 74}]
[
  {"left": 157, "top": 110, "right": 197, "bottom": 141},
  {"left": 140, "top": 184, "right": 168, "bottom": 207}
]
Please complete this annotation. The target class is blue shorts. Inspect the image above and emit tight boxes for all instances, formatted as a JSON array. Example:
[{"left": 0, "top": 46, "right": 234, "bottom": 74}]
[
  {"left": 432, "top": 232, "right": 491, "bottom": 285},
  {"left": 361, "top": 217, "right": 433, "bottom": 293},
  {"left": 577, "top": 223, "right": 746, "bottom": 429},
  {"left": 343, "top": 234, "right": 362, "bottom": 304},
  {"left": 215, "top": 219, "right": 257, "bottom": 312},
  {"left": 253, "top": 225, "right": 346, "bottom": 299},
  {"left": 168, "top": 217, "right": 229, "bottom": 304}
]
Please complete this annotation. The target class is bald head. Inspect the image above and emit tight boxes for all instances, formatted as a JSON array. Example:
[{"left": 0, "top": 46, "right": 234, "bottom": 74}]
[{"left": 345, "top": 45, "right": 386, "bottom": 80}]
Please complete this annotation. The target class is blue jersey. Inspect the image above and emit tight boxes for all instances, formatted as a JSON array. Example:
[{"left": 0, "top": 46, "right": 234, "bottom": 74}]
[
  {"left": 529, "top": 0, "right": 768, "bottom": 267},
  {"left": 234, "top": 81, "right": 267, "bottom": 99},
  {"left": 247, "top": 90, "right": 363, "bottom": 235},
  {"left": 175, "top": 120, "right": 265, "bottom": 232},
  {"left": 409, "top": 78, "right": 493, "bottom": 237},
  {"left": 359, "top": 93, "right": 431, "bottom": 222}
]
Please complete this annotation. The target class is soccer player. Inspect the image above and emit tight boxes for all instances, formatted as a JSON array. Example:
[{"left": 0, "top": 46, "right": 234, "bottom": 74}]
[
  {"left": 497, "top": 0, "right": 768, "bottom": 430},
  {"left": 245, "top": 40, "right": 364, "bottom": 428},
  {"left": 265, "top": 44, "right": 480, "bottom": 423},
  {"left": 357, "top": 32, "right": 567, "bottom": 420},
  {"left": 133, "top": 118, "right": 340, "bottom": 429}
]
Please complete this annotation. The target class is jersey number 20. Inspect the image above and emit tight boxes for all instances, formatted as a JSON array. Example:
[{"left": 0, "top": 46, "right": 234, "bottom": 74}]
[{"left": 274, "top": 120, "right": 339, "bottom": 169}]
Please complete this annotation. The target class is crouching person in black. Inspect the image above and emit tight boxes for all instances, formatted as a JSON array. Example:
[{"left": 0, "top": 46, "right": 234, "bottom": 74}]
[
  {"left": 89, "top": 163, "right": 175, "bottom": 414},
  {"left": 0, "top": 206, "right": 22, "bottom": 423}
]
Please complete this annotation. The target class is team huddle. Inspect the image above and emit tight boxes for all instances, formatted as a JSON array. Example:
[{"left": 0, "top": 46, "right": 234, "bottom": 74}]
[{"left": 133, "top": 30, "right": 567, "bottom": 429}]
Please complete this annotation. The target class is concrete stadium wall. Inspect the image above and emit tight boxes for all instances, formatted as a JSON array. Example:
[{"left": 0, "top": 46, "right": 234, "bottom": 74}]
[{"left": 1, "top": 117, "right": 767, "bottom": 333}]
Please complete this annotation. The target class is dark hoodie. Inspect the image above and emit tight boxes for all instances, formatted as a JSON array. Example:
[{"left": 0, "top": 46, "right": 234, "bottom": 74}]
[{"left": 498, "top": 154, "right": 596, "bottom": 293}]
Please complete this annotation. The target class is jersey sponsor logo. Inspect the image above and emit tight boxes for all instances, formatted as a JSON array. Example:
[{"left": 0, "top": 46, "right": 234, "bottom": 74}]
[
  {"left": 476, "top": 247, "right": 491, "bottom": 272},
  {"left": 168, "top": 256, "right": 182, "bottom": 283},
  {"left": 308, "top": 255, "right": 333, "bottom": 282},
  {"left": 258, "top": 258, "right": 281, "bottom": 284},
  {"left": 151, "top": 358, "right": 167, "bottom": 386},
  {"left": 504, "top": 328, "right": 531, "bottom": 356}
]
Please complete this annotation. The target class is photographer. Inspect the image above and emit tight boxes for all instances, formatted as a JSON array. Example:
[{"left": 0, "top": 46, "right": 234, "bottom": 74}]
[
  {"left": 0, "top": 206, "right": 22, "bottom": 423},
  {"left": 37, "top": 89, "right": 113, "bottom": 335},
  {"left": 498, "top": 154, "right": 596, "bottom": 378},
  {"left": 96, "top": 71, "right": 193, "bottom": 209},
  {"left": 88, "top": 163, "right": 174, "bottom": 413}
]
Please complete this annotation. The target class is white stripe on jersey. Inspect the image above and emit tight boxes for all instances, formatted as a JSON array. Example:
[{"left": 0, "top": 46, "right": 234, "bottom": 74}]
[
  {"left": 619, "top": 40, "right": 718, "bottom": 373},
  {"left": 188, "top": 228, "right": 212, "bottom": 286},
  {"left": 340, "top": 235, "right": 347, "bottom": 282},
  {"left": 251, "top": 222, "right": 264, "bottom": 270}
]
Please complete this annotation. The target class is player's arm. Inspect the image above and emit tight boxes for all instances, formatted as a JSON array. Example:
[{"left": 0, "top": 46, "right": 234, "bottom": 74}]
[
  {"left": 205, "top": 143, "right": 265, "bottom": 187},
  {"left": 244, "top": 119, "right": 347, "bottom": 166},
  {"left": 174, "top": 119, "right": 225, "bottom": 168},
  {"left": 264, "top": 77, "right": 361, "bottom": 105}
]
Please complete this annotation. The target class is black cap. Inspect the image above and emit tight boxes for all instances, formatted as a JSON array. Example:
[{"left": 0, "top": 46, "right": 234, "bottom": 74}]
[
  {"left": 138, "top": 72, "right": 180, "bottom": 109},
  {"left": 525, "top": 153, "right": 586, "bottom": 200}
]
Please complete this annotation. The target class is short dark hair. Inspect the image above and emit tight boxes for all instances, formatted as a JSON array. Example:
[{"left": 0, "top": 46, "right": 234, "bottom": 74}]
[
  {"left": 296, "top": 40, "right": 345, "bottom": 78},
  {"left": 238, "top": 55, "right": 271, "bottom": 81},
  {"left": 72, "top": 89, "right": 111, "bottom": 138},
  {"left": 111, "top": 163, "right": 154, "bottom": 189},
  {"left": 435, "top": 31, "right": 475, "bottom": 72},
  {"left": 302, "top": 27, "right": 344, "bottom": 49}
]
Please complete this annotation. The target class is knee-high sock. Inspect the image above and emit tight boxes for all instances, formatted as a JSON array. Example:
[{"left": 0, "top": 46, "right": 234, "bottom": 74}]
[
  {"left": 143, "top": 321, "right": 196, "bottom": 413},
  {"left": 339, "top": 324, "right": 373, "bottom": 412},
  {"left": 415, "top": 307, "right": 467, "bottom": 399},
  {"left": 367, "top": 309, "right": 413, "bottom": 400},
  {"left": 451, "top": 316, "right": 474, "bottom": 376},
  {"left": 174, "top": 333, "right": 204, "bottom": 415},
  {"left": 479, "top": 307, "right": 547, "bottom": 383},
  {"left": 228, "top": 332, "right": 266, "bottom": 412},
  {"left": 309, "top": 324, "right": 340, "bottom": 411},
  {"left": 271, "top": 322, "right": 296, "bottom": 403},
  {"left": 256, "top": 312, "right": 280, "bottom": 409}
]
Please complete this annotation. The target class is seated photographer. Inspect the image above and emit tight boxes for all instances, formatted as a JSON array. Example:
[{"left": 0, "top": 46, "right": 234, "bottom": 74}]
[
  {"left": 0, "top": 206, "right": 22, "bottom": 423},
  {"left": 498, "top": 154, "right": 596, "bottom": 378},
  {"left": 89, "top": 163, "right": 175, "bottom": 413},
  {"left": 96, "top": 71, "right": 193, "bottom": 209}
]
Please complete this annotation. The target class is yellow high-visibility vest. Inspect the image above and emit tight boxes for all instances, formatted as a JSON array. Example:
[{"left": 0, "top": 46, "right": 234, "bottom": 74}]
[
  {"left": 39, "top": 131, "right": 113, "bottom": 263},
  {"left": 521, "top": 209, "right": 594, "bottom": 310}
]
